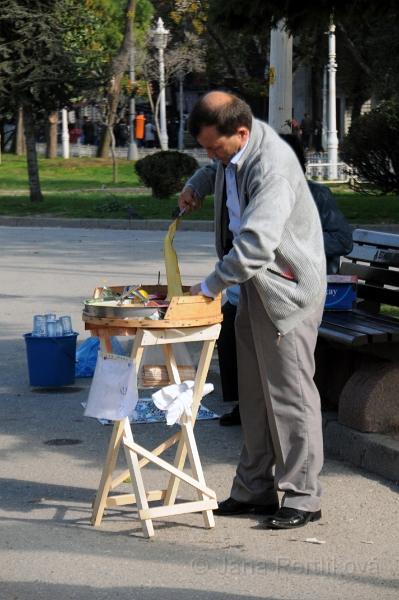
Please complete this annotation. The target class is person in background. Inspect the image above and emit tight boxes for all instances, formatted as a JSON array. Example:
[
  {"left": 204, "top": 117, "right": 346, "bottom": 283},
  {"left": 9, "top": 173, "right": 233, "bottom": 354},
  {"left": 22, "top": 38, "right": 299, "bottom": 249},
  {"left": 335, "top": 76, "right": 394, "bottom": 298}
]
[
  {"left": 179, "top": 91, "right": 326, "bottom": 530},
  {"left": 92, "top": 120, "right": 100, "bottom": 146},
  {"left": 82, "top": 116, "right": 94, "bottom": 145},
  {"left": 300, "top": 112, "right": 313, "bottom": 151},
  {"left": 69, "top": 124, "right": 82, "bottom": 145},
  {"left": 219, "top": 133, "right": 353, "bottom": 427},
  {"left": 135, "top": 112, "right": 146, "bottom": 148},
  {"left": 144, "top": 119, "right": 156, "bottom": 148}
]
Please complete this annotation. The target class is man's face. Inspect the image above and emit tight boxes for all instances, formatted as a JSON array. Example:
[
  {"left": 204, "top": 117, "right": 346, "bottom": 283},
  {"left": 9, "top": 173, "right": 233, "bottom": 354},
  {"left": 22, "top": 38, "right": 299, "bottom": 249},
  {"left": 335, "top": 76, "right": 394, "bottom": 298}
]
[{"left": 197, "top": 125, "right": 249, "bottom": 165}]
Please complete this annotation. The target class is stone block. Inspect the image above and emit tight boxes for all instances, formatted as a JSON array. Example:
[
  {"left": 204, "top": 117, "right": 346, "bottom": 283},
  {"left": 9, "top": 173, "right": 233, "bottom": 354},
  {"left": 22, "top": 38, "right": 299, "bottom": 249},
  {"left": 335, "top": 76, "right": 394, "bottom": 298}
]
[{"left": 338, "top": 362, "right": 399, "bottom": 432}]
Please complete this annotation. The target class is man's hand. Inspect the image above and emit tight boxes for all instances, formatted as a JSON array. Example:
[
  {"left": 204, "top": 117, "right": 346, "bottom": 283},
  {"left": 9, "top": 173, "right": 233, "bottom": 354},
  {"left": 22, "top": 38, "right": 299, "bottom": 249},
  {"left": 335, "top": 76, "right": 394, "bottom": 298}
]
[
  {"left": 178, "top": 185, "right": 203, "bottom": 215},
  {"left": 189, "top": 283, "right": 203, "bottom": 296}
]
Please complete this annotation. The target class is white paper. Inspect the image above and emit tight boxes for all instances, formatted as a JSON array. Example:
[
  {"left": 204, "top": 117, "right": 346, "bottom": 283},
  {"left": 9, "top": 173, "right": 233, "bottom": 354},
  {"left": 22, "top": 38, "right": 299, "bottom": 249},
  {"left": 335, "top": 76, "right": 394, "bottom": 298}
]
[{"left": 84, "top": 351, "right": 138, "bottom": 420}]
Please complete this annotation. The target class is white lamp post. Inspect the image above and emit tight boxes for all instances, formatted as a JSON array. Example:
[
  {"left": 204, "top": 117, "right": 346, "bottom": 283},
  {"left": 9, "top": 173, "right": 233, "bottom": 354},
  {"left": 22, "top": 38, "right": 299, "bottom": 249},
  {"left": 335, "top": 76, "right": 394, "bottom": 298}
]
[
  {"left": 178, "top": 69, "right": 184, "bottom": 149},
  {"left": 128, "top": 42, "right": 139, "bottom": 160},
  {"left": 61, "top": 108, "right": 69, "bottom": 159},
  {"left": 268, "top": 21, "right": 293, "bottom": 134},
  {"left": 327, "top": 21, "right": 339, "bottom": 179},
  {"left": 322, "top": 65, "right": 328, "bottom": 153},
  {"left": 153, "top": 17, "right": 169, "bottom": 150}
]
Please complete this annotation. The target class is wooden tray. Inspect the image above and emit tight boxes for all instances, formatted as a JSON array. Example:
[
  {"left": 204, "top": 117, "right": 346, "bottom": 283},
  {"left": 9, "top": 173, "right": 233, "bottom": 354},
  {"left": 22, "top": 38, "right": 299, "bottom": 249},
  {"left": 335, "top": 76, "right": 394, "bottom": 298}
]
[{"left": 83, "top": 284, "right": 222, "bottom": 330}]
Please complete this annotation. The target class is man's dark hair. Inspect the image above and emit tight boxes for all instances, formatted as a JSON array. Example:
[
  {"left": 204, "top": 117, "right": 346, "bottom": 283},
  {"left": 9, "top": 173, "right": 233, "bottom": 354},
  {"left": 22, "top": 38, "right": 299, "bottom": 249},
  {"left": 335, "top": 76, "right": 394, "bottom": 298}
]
[
  {"left": 188, "top": 93, "right": 253, "bottom": 138},
  {"left": 279, "top": 134, "right": 307, "bottom": 173}
]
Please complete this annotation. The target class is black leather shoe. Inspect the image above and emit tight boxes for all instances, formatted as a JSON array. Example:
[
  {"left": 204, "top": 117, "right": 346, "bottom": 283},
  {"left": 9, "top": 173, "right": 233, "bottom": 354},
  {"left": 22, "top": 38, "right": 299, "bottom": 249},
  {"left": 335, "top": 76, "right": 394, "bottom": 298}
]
[
  {"left": 219, "top": 404, "right": 241, "bottom": 426},
  {"left": 216, "top": 497, "right": 279, "bottom": 516},
  {"left": 264, "top": 507, "right": 322, "bottom": 529}
]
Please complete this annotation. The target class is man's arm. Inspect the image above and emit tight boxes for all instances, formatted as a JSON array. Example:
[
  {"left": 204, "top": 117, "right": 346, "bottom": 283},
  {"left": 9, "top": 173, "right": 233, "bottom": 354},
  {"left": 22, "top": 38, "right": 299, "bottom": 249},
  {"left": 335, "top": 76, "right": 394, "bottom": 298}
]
[{"left": 178, "top": 162, "right": 219, "bottom": 214}]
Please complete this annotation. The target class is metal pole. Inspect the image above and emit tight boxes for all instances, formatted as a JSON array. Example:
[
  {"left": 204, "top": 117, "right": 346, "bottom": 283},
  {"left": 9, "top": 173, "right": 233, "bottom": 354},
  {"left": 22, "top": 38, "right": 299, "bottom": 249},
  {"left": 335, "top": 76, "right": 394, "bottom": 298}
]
[
  {"left": 268, "top": 21, "right": 293, "bottom": 134},
  {"left": 322, "top": 65, "right": 328, "bottom": 153},
  {"left": 159, "top": 46, "right": 168, "bottom": 150},
  {"left": 128, "top": 43, "right": 138, "bottom": 159},
  {"left": 327, "top": 22, "right": 339, "bottom": 179},
  {"left": 61, "top": 108, "right": 69, "bottom": 159},
  {"left": 178, "top": 71, "right": 184, "bottom": 149}
]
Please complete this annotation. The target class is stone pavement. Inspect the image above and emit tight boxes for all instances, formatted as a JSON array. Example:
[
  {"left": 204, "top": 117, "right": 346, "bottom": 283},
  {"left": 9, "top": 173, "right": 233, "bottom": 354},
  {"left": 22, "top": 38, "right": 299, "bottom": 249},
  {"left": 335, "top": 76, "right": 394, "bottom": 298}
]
[{"left": 1, "top": 224, "right": 399, "bottom": 599}]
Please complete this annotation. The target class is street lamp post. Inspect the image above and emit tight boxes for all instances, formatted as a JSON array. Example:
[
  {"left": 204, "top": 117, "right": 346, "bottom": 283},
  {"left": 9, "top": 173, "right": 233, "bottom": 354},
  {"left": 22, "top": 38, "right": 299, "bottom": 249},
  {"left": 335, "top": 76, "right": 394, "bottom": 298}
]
[
  {"left": 153, "top": 17, "right": 169, "bottom": 151},
  {"left": 327, "top": 21, "right": 339, "bottom": 179},
  {"left": 322, "top": 65, "right": 328, "bottom": 153},
  {"left": 128, "top": 43, "right": 139, "bottom": 160},
  {"left": 61, "top": 108, "right": 69, "bottom": 159},
  {"left": 178, "top": 69, "right": 184, "bottom": 150}
]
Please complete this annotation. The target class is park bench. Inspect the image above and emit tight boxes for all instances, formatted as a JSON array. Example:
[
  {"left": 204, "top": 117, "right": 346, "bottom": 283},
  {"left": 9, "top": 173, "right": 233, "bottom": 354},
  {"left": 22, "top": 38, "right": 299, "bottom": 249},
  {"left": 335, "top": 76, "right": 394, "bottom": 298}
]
[{"left": 315, "top": 228, "right": 399, "bottom": 433}]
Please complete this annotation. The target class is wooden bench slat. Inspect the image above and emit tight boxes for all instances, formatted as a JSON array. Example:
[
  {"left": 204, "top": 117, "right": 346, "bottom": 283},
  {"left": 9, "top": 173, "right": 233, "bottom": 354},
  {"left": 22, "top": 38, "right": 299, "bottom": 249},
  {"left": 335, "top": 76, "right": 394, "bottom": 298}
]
[
  {"left": 353, "top": 310, "right": 399, "bottom": 341},
  {"left": 345, "top": 245, "right": 399, "bottom": 267},
  {"left": 318, "top": 322, "right": 369, "bottom": 346},
  {"left": 339, "top": 262, "right": 399, "bottom": 287},
  {"left": 352, "top": 229, "right": 399, "bottom": 248},
  {"left": 356, "top": 284, "right": 399, "bottom": 307},
  {"left": 321, "top": 313, "right": 388, "bottom": 342}
]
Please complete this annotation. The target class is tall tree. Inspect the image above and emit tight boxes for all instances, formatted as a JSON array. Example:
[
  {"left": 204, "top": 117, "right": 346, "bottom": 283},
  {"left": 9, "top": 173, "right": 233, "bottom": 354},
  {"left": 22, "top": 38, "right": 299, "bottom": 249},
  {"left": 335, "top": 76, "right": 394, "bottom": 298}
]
[
  {"left": 207, "top": 0, "right": 399, "bottom": 35},
  {"left": 0, "top": 0, "right": 103, "bottom": 200},
  {"left": 96, "top": 0, "right": 153, "bottom": 157}
]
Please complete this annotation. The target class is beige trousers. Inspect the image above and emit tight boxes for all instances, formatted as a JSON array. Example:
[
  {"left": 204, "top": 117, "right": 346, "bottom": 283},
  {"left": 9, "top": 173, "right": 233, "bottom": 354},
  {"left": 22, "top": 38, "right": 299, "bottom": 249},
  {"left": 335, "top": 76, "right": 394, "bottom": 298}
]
[{"left": 231, "top": 279, "right": 325, "bottom": 512}]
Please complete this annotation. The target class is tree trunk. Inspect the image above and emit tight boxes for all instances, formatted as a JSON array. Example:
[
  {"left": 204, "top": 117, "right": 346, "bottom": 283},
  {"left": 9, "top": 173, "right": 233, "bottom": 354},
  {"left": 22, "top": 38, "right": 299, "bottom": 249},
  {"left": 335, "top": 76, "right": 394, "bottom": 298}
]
[
  {"left": 15, "top": 106, "right": 26, "bottom": 155},
  {"left": 46, "top": 111, "right": 59, "bottom": 158},
  {"left": 23, "top": 102, "right": 44, "bottom": 202},
  {"left": 109, "top": 126, "right": 118, "bottom": 183},
  {"left": 97, "top": 0, "right": 136, "bottom": 158}
]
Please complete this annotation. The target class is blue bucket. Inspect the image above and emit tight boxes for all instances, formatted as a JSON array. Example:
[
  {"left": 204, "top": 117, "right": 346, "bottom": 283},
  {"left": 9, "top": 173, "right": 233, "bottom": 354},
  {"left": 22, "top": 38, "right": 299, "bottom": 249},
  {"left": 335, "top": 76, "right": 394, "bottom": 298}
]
[{"left": 23, "top": 333, "right": 79, "bottom": 387}]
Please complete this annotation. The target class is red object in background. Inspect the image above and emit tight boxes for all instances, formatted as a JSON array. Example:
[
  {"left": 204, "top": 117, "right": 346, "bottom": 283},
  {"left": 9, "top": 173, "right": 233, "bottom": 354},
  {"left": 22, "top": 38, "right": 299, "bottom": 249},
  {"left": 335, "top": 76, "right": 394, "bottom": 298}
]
[
  {"left": 135, "top": 114, "right": 146, "bottom": 139},
  {"left": 69, "top": 128, "right": 82, "bottom": 143}
]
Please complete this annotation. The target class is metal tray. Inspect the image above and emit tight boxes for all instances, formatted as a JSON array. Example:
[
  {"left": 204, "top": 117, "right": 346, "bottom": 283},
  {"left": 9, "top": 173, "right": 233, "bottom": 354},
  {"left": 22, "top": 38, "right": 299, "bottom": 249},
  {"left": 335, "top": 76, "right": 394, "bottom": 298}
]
[{"left": 83, "top": 298, "right": 167, "bottom": 319}]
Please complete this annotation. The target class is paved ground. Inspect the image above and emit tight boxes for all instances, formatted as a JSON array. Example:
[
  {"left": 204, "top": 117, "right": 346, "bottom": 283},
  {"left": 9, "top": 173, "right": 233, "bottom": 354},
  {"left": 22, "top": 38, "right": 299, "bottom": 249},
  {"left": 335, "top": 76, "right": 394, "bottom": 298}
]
[{"left": 1, "top": 225, "right": 399, "bottom": 600}]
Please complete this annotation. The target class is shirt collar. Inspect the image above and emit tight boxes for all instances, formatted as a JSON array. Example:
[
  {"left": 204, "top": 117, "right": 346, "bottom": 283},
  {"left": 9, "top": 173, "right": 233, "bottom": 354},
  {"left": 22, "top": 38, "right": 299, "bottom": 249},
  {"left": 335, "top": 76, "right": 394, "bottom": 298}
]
[{"left": 229, "top": 138, "right": 249, "bottom": 167}]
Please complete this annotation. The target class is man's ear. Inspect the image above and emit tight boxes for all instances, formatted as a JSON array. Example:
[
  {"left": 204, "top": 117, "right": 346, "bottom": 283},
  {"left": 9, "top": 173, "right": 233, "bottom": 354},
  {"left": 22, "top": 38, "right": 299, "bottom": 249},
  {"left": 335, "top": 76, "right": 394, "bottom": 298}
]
[{"left": 237, "top": 126, "right": 250, "bottom": 142}]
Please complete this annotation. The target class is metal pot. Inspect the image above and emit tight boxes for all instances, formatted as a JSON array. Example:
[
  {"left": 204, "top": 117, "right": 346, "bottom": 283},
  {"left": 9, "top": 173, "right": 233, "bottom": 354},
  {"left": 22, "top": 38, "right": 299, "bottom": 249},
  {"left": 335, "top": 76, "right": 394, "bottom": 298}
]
[{"left": 83, "top": 298, "right": 167, "bottom": 319}]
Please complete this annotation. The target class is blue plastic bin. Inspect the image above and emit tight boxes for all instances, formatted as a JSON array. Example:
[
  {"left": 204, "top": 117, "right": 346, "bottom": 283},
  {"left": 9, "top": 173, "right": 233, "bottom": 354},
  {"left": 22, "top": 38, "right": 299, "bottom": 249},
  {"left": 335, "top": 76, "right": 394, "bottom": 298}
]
[{"left": 23, "top": 333, "right": 79, "bottom": 387}]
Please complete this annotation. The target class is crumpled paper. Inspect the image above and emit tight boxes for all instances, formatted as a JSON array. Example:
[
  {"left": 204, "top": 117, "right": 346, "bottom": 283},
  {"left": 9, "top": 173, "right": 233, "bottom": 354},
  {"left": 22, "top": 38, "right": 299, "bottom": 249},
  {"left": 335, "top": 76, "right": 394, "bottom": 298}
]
[{"left": 152, "top": 380, "right": 214, "bottom": 425}]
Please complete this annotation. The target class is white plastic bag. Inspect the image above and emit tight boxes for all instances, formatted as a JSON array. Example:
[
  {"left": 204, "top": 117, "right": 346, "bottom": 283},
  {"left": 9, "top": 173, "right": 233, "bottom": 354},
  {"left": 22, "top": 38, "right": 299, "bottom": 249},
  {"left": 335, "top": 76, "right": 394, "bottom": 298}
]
[{"left": 84, "top": 351, "right": 138, "bottom": 421}]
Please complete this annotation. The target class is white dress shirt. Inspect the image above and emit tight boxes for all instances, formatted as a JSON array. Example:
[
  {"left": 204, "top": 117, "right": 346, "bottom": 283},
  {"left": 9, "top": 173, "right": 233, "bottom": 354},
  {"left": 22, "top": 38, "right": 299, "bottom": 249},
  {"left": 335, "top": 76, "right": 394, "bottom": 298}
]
[{"left": 201, "top": 140, "right": 249, "bottom": 298}]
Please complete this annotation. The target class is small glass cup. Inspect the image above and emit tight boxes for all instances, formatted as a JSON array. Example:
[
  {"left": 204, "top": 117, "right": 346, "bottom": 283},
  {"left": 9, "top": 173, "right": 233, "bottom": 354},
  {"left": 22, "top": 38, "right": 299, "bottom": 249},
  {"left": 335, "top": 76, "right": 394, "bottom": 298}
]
[
  {"left": 47, "top": 320, "right": 57, "bottom": 337},
  {"left": 56, "top": 319, "right": 63, "bottom": 337},
  {"left": 45, "top": 312, "right": 57, "bottom": 322},
  {"left": 32, "top": 315, "right": 46, "bottom": 337},
  {"left": 60, "top": 315, "right": 73, "bottom": 335}
]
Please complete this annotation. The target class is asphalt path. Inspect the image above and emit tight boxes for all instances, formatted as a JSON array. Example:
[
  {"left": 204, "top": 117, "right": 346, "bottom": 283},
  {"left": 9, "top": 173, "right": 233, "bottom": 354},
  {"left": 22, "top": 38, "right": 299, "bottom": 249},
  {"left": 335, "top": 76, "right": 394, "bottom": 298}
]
[{"left": 0, "top": 225, "right": 399, "bottom": 600}]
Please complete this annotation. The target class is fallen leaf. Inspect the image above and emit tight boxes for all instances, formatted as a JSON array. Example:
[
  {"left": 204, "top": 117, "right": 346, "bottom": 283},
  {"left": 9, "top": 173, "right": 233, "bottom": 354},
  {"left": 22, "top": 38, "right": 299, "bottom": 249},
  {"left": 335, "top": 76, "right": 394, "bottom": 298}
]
[{"left": 28, "top": 497, "right": 48, "bottom": 503}]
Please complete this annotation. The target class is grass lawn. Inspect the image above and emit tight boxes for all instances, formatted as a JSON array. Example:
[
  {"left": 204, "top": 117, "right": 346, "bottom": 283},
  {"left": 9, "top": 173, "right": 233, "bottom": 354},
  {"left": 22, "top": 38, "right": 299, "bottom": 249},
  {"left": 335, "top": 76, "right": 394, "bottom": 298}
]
[
  {"left": 0, "top": 191, "right": 215, "bottom": 220},
  {"left": 0, "top": 154, "right": 142, "bottom": 190},
  {"left": 1, "top": 154, "right": 399, "bottom": 223}
]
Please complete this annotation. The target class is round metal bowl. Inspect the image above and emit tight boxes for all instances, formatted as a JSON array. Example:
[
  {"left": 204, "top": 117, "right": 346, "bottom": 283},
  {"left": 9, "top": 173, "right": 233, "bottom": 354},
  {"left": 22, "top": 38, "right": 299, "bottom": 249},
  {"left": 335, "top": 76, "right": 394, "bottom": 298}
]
[{"left": 83, "top": 299, "right": 167, "bottom": 319}]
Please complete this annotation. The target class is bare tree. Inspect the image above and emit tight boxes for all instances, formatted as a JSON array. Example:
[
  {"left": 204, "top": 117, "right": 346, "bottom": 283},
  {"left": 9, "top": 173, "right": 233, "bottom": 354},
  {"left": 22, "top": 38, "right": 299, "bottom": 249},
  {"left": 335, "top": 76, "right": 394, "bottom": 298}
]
[
  {"left": 141, "top": 37, "right": 205, "bottom": 147},
  {"left": 96, "top": 0, "right": 136, "bottom": 159}
]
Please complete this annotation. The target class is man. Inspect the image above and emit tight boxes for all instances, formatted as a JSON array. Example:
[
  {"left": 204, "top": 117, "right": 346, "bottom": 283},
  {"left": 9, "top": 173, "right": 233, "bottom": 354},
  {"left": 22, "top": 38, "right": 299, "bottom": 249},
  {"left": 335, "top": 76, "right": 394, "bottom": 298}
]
[
  {"left": 300, "top": 112, "right": 313, "bottom": 151},
  {"left": 178, "top": 91, "right": 326, "bottom": 529},
  {"left": 219, "top": 133, "right": 354, "bottom": 426}
]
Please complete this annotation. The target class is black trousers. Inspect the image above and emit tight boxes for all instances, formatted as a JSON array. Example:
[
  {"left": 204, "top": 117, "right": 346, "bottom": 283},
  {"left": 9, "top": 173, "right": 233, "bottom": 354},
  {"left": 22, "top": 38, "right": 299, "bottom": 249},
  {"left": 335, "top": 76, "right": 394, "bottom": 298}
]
[{"left": 218, "top": 300, "right": 239, "bottom": 402}]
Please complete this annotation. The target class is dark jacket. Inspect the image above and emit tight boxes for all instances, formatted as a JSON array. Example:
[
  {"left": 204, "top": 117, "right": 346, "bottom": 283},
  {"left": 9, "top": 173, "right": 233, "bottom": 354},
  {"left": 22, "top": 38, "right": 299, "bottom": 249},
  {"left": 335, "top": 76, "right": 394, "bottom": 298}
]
[{"left": 308, "top": 180, "right": 353, "bottom": 274}]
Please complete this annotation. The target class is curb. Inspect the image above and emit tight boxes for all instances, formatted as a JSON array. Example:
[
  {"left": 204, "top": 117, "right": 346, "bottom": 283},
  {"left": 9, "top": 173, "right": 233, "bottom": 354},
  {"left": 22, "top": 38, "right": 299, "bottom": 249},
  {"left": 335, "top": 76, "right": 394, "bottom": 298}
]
[
  {"left": 0, "top": 216, "right": 215, "bottom": 232},
  {"left": 1, "top": 215, "right": 399, "bottom": 234},
  {"left": 323, "top": 412, "right": 399, "bottom": 483}
]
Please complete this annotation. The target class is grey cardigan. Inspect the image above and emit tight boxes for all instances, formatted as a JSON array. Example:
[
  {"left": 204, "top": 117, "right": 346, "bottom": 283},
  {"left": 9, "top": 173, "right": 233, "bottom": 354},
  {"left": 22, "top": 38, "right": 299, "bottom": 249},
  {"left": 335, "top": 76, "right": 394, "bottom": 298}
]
[{"left": 187, "top": 118, "right": 326, "bottom": 336}]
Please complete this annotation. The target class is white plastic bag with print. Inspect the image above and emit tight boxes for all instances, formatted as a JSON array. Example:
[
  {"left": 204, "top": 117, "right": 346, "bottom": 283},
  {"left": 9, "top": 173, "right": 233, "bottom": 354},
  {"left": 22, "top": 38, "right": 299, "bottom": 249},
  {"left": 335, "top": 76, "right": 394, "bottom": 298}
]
[{"left": 84, "top": 351, "right": 138, "bottom": 420}]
